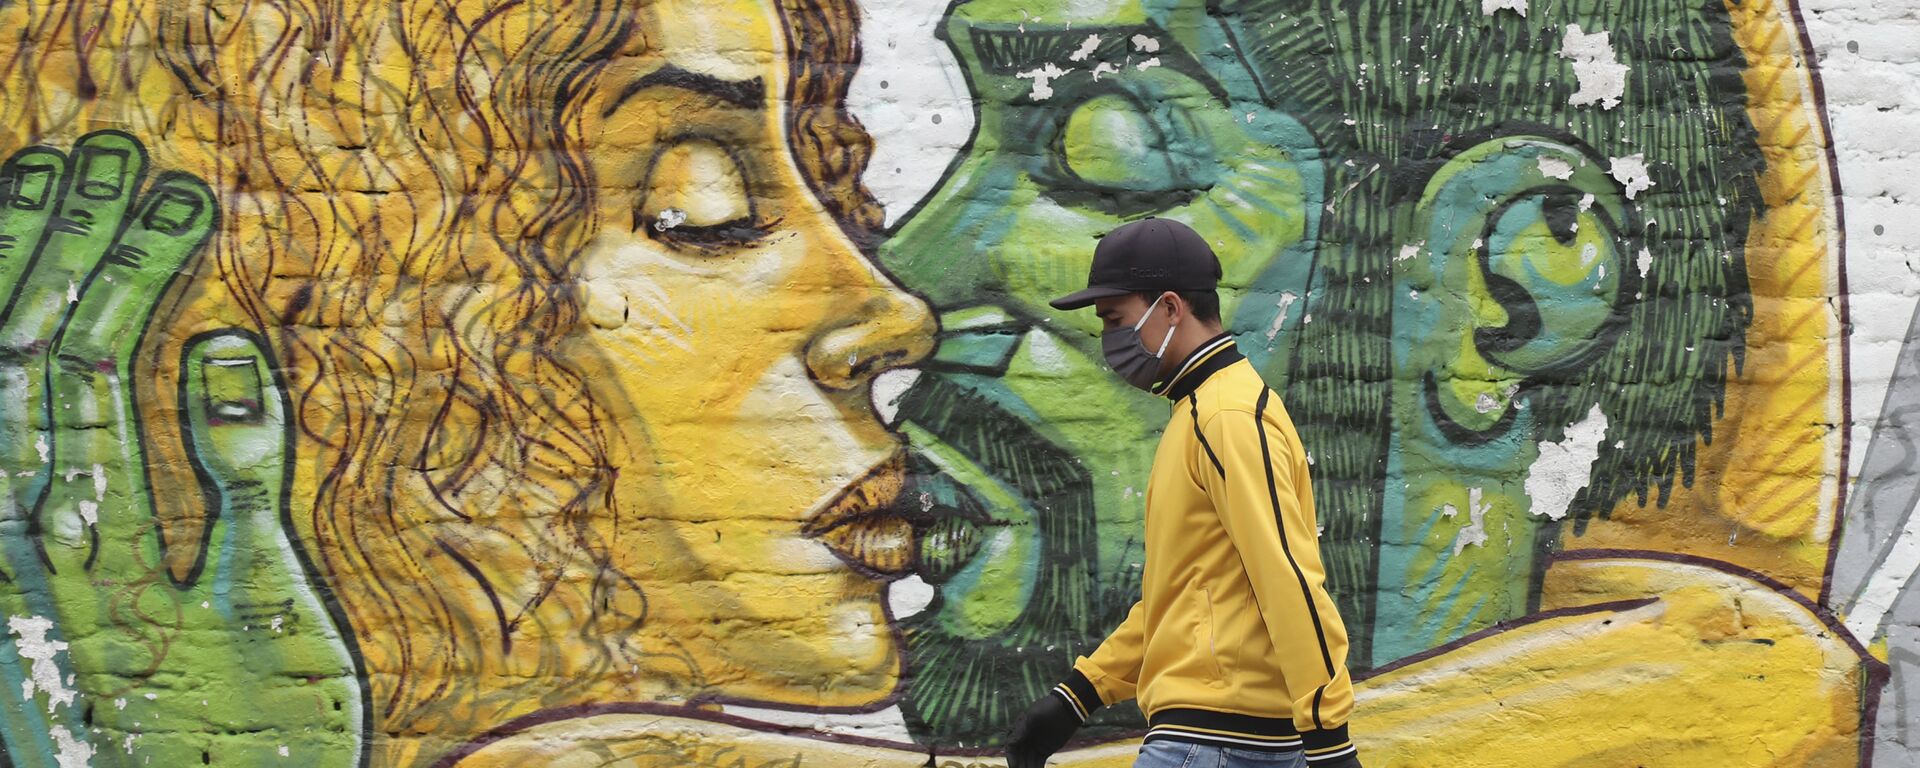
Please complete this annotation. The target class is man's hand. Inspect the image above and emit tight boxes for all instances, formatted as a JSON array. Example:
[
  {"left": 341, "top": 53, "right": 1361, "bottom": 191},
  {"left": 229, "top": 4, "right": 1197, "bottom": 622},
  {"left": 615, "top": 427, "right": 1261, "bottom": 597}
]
[{"left": 1004, "top": 692, "right": 1082, "bottom": 768}]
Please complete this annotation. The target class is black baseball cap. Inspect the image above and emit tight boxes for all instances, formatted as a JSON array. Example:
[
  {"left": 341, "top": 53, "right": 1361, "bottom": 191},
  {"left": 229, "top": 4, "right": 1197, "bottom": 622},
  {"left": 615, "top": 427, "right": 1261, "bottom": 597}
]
[{"left": 1049, "top": 217, "right": 1222, "bottom": 310}]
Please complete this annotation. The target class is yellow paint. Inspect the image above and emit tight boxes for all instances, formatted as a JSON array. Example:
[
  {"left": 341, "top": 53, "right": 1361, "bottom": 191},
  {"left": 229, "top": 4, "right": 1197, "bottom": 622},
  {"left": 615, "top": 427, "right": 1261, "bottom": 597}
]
[{"left": 1566, "top": 0, "right": 1847, "bottom": 598}]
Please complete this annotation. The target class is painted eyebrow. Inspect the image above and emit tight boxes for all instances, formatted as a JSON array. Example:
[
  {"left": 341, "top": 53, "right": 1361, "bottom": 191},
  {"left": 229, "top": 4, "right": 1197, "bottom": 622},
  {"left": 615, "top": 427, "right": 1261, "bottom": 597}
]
[{"left": 602, "top": 65, "right": 765, "bottom": 117}]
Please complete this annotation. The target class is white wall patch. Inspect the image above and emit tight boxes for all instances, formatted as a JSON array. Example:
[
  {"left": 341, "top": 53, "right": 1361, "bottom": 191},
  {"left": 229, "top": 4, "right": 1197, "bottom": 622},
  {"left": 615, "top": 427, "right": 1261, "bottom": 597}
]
[
  {"left": 1069, "top": 34, "right": 1101, "bottom": 62},
  {"left": 1558, "top": 25, "right": 1628, "bottom": 109},
  {"left": 1538, "top": 155, "right": 1576, "bottom": 180},
  {"left": 1524, "top": 404, "right": 1609, "bottom": 520},
  {"left": 1608, "top": 154, "right": 1656, "bottom": 199},
  {"left": 1452, "top": 488, "right": 1493, "bottom": 555},
  {"left": 1481, "top": 0, "right": 1528, "bottom": 16},
  {"left": 7, "top": 615, "right": 75, "bottom": 713},
  {"left": 1015, "top": 63, "right": 1071, "bottom": 100}
]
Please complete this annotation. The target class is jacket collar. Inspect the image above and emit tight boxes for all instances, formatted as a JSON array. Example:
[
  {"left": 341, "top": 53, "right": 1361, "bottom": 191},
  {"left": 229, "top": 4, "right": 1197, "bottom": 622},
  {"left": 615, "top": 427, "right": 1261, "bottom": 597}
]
[{"left": 1155, "top": 333, "right": 1242, "bottom": 402}]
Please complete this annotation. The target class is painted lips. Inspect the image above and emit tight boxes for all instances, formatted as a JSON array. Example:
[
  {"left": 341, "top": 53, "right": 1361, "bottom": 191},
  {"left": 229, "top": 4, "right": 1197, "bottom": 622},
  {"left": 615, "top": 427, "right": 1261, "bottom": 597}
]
[{"left": 802, "top": 451, "right": 916, "bottom": 578}]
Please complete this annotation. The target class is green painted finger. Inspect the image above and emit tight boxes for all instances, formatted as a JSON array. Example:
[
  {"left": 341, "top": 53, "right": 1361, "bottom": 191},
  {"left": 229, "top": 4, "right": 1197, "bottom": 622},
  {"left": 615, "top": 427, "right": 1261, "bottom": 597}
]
[
  {"left": 154, "top": 331, "right": 363, "bottom": 765},
  {"left": 0, "top": 146, "right": 69, "bottom": 566},
  {"left": 43, "top": 172, "right": 215, "bottom": 584},
  {"left": 0, "top": 147, "right": 68, "bottom": 296},
  {"left": 0, "top": 144, "right": 87, "bottom": 768},
  {"left": 183, "top": 331, "right": 288, "bottom": 594},
  {"left": 0, "top": 131, "right": 147, "bottom": 359},
  {"left": 6, "top": 133, "right": 155, "bottom": 766},
  {"left": 56, "top": 171, "right": 214, "bottom": 374}
]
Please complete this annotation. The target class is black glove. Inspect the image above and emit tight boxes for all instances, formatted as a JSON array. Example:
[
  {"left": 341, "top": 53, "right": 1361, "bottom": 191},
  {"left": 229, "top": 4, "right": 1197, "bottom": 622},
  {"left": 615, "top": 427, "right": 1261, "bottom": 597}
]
[
  {"left": 1313, "top": 754, "right": 1364, "bottom": 768},
  {"left": 1005, "top": 692, "right": 1082, "bottom": 768}
]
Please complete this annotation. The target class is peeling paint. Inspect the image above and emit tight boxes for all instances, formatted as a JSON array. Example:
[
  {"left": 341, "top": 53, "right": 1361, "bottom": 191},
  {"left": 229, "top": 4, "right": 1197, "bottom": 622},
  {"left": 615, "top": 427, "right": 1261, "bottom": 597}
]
[
  {"left": 1068, "top": 34, "right": 1100, "bottom": 62},
  {"left": 1524, "top": 404, "right": 1608, "bottom": 520},
  {"left": 1264, "top": 291, "right": 1300, "bottom": 343},
  {"left": 1558, "top": 25, "right": 1627, "bottom": 109},
  {"left": 1608, "top": 153, "right": 1655, "bottom": 199},
  {"left": 1130, "top": 34, "right": 1160, "bottom": 53},
  {"left": 1015, "top": 62, "right": 1070, "bottom": 100},
  {"left": 652, "top": 208, "right": 687, "bottom": 231},
  {"left": 887, "top": 574, "right": 934, "bottom": 620},
  {"left": 50, "top": 726, "right": 92, "bottom": 768},
  {"left": 1636, "top": 247, "right": 1653, "bottom": 277},
  {"left": 1537, "top": 155, "right": 1575, "bottom": 180},
  {"left": 7, "top": 616, "right": 73, "bottom": 714},
  {"left": 1091, "top": 61, "right": 1119, "bottom": 81},
  {"left": 1134, "top": 57, "right": 1161, "bottom": 72},
  {"left": 1451, "top": 488, "right": 1492, "bottom": 555},
  {"left": 1480, "top": 0, "right": 1527, "bottom": 16}
]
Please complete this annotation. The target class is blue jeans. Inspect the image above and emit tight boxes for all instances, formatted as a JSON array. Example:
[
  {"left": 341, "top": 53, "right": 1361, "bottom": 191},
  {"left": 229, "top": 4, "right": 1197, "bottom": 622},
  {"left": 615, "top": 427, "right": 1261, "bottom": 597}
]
[{"left": 1133, "top": 740, "right": 1308, "bottom": 768}]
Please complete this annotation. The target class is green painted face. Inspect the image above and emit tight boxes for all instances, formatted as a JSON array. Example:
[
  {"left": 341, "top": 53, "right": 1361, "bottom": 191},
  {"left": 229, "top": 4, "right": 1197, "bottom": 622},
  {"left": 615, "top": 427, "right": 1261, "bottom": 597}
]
[
  {"left": 877, "top": 0, "right": 1326, "bottom": 745},
  {"left": 881, "top": 2, "right": 1322, "bottom": 350},
  {"left": 882, "top": 0, "right": 1759, "bottom": 747}
]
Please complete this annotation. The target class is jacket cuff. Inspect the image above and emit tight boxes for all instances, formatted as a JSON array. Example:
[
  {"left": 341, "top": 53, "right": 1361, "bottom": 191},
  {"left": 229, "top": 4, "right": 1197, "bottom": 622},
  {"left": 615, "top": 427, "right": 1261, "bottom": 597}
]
[
  {"left": 1301, "top": 724, "right": 1355, "bottom": 763},
  {"left": 1051, "top": 669, "right": 1104, "bottom": 723}
]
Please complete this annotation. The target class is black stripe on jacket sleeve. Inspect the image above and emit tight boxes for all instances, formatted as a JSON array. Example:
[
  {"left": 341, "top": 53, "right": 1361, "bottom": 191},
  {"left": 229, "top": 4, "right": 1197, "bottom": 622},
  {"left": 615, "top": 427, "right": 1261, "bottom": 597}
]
[
  {"left": 1252, "top": 387, "right": 1336, "bottom": 678},
  {"left": 1190, "top": 399, "right": 1224, "bottom": 476}
]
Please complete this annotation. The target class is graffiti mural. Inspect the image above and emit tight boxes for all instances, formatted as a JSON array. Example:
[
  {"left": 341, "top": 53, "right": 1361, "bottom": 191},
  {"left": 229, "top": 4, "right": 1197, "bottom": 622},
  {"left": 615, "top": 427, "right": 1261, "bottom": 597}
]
[{"left": 0, "top": 0, "right": 1905, "bottom": 765}]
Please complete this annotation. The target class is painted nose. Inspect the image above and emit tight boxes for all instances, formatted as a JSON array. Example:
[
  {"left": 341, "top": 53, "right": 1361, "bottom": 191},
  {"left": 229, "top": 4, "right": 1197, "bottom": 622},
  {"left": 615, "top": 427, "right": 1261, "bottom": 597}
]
[{"left": 805, "top": 245, "right": 936, "bottom": 393}]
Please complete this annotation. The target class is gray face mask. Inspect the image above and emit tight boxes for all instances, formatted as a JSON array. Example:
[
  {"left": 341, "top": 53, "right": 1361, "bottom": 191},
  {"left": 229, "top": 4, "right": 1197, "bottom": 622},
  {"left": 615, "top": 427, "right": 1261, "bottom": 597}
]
[{"left": 1102, "top": 295, "right": 1178, "bottom": 392}]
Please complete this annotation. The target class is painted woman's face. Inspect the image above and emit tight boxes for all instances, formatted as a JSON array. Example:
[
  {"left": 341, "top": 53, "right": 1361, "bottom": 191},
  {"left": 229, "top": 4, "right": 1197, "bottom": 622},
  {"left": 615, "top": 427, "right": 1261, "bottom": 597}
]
[{"left": 570, "top": 0, "right": 935, "bottom": 707}]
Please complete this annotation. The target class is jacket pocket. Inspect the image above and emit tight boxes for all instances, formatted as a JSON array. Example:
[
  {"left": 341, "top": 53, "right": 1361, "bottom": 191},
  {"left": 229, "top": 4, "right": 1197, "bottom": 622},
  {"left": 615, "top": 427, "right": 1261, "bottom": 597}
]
[{"left": 1197, "top": 587, "right": 1225, "bottom": 681}]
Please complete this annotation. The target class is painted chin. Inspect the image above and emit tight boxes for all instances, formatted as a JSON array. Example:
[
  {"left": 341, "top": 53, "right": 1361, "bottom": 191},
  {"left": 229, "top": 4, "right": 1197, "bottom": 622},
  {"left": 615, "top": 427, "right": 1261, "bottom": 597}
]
[{"left": 815, "top": 595, "right": 902, "bottom": 691}]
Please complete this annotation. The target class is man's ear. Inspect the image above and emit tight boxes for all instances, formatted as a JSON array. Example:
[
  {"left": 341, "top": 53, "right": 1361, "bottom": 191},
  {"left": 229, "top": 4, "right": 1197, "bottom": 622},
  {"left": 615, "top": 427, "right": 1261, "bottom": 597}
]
[
  {"left": 1157, "top": 290, "right": 1183, "bottom": 322},
  {"left": 1393, "top": 136, "right": 1637, "bottom": 436}
]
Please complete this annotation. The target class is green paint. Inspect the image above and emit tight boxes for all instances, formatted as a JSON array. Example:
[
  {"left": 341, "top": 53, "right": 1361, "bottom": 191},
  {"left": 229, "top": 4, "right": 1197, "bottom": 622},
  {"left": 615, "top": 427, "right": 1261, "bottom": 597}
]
[{"left": 0, "top": 135, "right": 362, "bottom": 766}]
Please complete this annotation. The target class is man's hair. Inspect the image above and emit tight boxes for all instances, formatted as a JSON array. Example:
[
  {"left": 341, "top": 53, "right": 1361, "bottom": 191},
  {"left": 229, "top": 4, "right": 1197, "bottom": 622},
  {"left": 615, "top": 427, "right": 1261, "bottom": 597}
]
[{"left": 1140, "top": 290, "right": 1221, "bottom": 325}]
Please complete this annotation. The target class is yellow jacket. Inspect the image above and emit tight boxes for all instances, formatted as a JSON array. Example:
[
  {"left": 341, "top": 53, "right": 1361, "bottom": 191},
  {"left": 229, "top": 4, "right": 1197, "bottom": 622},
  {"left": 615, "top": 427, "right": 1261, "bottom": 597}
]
[{"left": 1054, "top": 335, "right": 1358, "bottom": 764}]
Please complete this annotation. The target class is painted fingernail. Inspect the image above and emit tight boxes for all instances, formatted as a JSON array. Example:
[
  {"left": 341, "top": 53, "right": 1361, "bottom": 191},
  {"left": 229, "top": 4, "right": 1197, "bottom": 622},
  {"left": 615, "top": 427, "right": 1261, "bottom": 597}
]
[
  {"left": 13, "top": 164, "right": 56, "bottom": 210},
  {"left": 200, "top": 356, "right": 264, "bottom": 426},
  {"left": 142, "top": 188, "right": 204, "bottom": 235},
  {"left": 76, "top": 146, "right": 129, "bottom": 200}
]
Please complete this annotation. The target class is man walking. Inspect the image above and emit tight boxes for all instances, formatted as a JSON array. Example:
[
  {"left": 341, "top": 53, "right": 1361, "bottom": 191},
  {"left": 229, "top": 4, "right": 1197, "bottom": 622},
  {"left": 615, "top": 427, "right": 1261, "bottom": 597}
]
[{"left": 1006, "top": 218, "right": 1362, "bottom": 768}]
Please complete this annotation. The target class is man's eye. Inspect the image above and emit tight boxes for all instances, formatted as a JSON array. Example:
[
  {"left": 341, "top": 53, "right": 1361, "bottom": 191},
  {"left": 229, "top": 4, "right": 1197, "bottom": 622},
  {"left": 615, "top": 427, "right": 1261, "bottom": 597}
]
[{"left": 637, "top": 138, "right": 770, "bottom": 250}]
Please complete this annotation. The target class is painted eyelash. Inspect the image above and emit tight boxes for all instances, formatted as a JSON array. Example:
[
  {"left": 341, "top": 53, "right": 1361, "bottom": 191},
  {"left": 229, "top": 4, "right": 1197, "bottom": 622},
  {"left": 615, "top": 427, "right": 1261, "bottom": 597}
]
[{"left": 644, "top": 215, "right": 783, "bottom": 250}]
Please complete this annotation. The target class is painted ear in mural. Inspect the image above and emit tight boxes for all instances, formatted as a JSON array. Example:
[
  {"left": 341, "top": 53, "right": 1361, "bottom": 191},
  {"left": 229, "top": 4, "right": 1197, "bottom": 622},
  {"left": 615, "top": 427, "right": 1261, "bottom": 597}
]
[{"left": 1396, "top": 136, "right": 1636, "bottom": 439}]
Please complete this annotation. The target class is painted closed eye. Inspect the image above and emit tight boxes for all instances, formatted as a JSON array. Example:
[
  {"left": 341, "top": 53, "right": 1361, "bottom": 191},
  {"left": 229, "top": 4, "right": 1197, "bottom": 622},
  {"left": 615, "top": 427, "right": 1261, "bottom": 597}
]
[
  {"left": 1036, "top": 92, "right": 1208, "bottom": 215},
  {"left": 636, "top": 138, "right": 775, "bottom": 251}
]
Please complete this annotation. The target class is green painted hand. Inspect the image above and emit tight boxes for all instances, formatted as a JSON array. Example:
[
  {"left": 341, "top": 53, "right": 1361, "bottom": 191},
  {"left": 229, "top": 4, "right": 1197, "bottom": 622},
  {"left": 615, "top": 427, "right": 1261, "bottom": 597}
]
[{"left": 0, "top": 131, "right": 362, "bottom": 766}]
